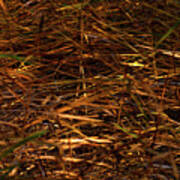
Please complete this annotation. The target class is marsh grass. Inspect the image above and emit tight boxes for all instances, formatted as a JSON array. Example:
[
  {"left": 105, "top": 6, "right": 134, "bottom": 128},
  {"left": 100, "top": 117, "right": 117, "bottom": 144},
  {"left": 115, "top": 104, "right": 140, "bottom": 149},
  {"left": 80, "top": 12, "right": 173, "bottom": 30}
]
[{"left": 0, "top": 0, "right": 180, "bottom": 179}]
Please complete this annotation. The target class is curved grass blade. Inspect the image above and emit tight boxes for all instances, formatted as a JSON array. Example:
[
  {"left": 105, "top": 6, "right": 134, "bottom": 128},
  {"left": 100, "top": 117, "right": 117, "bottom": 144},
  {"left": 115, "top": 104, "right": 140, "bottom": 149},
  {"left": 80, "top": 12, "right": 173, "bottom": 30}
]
[{"left": 0, "top": 130, "right": 48, "bottom": 161}]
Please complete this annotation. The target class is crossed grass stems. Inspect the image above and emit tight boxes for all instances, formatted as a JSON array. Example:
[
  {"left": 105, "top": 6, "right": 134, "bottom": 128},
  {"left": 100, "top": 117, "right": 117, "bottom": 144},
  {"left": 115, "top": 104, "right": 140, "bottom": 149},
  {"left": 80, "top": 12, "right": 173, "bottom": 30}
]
[{"left": 0, "top": 1, "right": 180, "bottom": 179}]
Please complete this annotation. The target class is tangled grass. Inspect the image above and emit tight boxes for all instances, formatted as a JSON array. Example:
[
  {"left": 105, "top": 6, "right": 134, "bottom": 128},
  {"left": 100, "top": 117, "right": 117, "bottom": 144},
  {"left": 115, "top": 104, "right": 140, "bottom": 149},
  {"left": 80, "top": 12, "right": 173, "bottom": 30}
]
[{"left": 0, "top": 0, "right": 180, "bottom": 179}]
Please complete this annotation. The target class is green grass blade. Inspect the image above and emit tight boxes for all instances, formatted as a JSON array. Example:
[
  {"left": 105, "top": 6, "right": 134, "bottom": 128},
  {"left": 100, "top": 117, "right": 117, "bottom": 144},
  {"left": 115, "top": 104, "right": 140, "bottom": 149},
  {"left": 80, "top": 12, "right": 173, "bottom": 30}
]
[
  {"left": 0, "top": 54, "right": 25, "bottom": 61},
  {"left": 130, "top": 94, "right": 149, "bottom": 128},
  {"left": 114, "top": 123, "right": 138, "bottom": 138},
  {"left": 57, "top": 2, "right": 89, "bottom": 11},
  {"left": 155, "top": 18, "right": 180, "bottom": 48},
  {"left": 0, "top": 130, "right": 48, "bottom": 161}
]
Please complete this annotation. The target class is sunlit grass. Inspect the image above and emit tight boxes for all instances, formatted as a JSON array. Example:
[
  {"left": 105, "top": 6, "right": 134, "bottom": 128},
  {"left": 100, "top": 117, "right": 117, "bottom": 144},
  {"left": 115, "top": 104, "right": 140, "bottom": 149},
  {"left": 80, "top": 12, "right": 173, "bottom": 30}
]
[{"left": 0, "top": 0, "right": 179, "bottom": 179}]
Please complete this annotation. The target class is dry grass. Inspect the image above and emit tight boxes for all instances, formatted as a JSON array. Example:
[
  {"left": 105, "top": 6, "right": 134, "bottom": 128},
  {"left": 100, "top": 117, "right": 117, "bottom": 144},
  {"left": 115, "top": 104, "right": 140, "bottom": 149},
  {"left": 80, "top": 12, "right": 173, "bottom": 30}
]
[{"left": 0, "top": 0, "right": 180, "bottom": 179}]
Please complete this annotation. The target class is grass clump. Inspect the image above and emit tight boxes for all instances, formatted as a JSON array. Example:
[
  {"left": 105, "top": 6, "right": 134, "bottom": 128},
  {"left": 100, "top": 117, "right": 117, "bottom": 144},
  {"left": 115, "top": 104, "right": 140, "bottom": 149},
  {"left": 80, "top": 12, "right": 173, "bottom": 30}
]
[{"left": 0, "top": 0, "right": 180, "bottom": 179}]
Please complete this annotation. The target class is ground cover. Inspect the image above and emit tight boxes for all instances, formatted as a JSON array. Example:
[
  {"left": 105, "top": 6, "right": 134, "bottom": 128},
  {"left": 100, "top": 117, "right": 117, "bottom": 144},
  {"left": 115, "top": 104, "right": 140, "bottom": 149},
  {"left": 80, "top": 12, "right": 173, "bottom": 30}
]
[{"left": 0, "top": 0, "right": 179, "bottom": 179}]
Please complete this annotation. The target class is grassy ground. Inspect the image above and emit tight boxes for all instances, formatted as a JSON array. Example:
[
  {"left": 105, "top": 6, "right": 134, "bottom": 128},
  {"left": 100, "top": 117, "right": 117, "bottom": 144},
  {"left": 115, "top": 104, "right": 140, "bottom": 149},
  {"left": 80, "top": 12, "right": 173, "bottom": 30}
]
[{"left": 0, "top": 0, "right": 180, "bottom": 179}]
